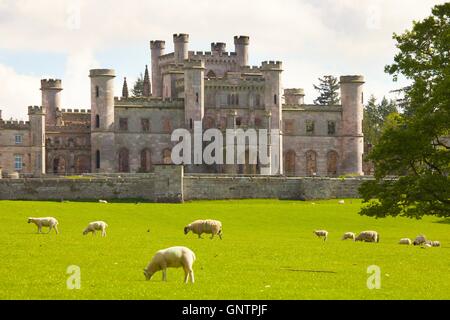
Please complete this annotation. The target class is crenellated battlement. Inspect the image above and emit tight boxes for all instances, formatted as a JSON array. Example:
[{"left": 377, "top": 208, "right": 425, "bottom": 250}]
[
  {"left": 234, "top": 35, "right": 250, "bottom": 45},
  {"left": 173, "top": 33, "right": 189, "bottom": 42},
  {"left": 59, "top": 108, "right": 90, "bottom": 113},
  {"left": 89, "top": 69, "right": 115, "bottom": 77},
  {"left": 284, "top": 88, "right": 305, "bottom": 95},
  {"left": 40, "top": 79, "right": 62, "bottom": 90},
  {"left": 0, "top": 119, "right": 30, "bottom": 129},
  {"left": 211, "top": 42, "right": 226, "bottom": 53},
  {"left": 28, "top": 105, "right": 45, "bottom": 115},
  {"left": 340, "top": 75, "right": 364, "bottom": 84},
  {"left": 114, "top": 96, "right": 184, "bottom": 108},
  {"left": 150, "top": 40, "right": 166, "bottom": 49},
  {"left": 183, "top": 59, "right": 205, "bottom": 69},
  {"left": 261, "top": 60, "right": 283, "bottom": 70}
]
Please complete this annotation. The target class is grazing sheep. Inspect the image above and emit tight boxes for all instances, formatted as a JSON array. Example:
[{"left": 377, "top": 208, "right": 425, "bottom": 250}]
[
  {"left": 28, "top": 217, "right": 59, "bottom": 234},
  {"left": 399, "top": 238, "right": 412, "bottom": 245},
  {"left": 143, "top": 246, "right": 196, "bottom": 283},
  {"left": 338, "top": 200, "right": 345, "bottom": 204},
  {"left": 342, "top": 232, "right": 355, "bottom": 241},
  {"left": 413, "top": 235, "right": 427, "bottom": 246},
  {"left": 355, "top": 230, "right": 379, "bottom": 243},
  {"left": 184, "top": 219, "right": 223, "bottom": 239},
  {"left": 99, "top": 199, "right": 108, "bottom": 204},
  {"left": 430, "top": 241, "right": 441, "bottom": 247},
  {"left": 83, "top": 221, "right": 108, "bottom": 237},
  {"left": 313, "top": 230, "right": 328, "bottom": 241}
]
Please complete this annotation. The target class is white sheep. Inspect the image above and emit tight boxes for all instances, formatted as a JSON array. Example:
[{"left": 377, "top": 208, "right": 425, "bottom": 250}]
[
  {"left": 413, "top": 235, "right": 427, "bottom": 246},
  {"left": 98, "top": 200, "right": 108, "bottom": 204},
  {"left": 28, "top": 217, "right": 59, "bottom": 234},
  {"left": 83, "top": 221, "right": 108, "bottom": 237},
  {"left": 430, "top": 241, "right": 441, "bottom": 247},
  {"left": 184, "top": 219, "right": 223, "bottom": 239},
  {"left": 342, "top": 232, "right": 355, "bottom": 241},
  {"left": 338, "top": 200, "right": 345, "bottom": 204},
  {"left": 355, "top": 230, "right": 379, "bottom": 243},
  {"left": 399, "top": 238, "right": 412, "bottom": 245},
  {"left": 313, "top": 230, "right": 328, "bottom": 241},
  {"left": 143, "top": 246, "right": 196, "bottom": 283}
]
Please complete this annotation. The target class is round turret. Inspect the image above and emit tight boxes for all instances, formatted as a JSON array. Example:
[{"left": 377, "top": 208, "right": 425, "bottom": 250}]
[
  {"left": 40, "top": 79, "right": 63, "bottom": 126},
  {"left": 173, "top": 33, "right": 189, "bottom": 63},
  {"left": 150, "top": 40, "right": 166, "bottom": 97},
  {"left": 234, "top": 35, "right": 250, "bottom": 67}
]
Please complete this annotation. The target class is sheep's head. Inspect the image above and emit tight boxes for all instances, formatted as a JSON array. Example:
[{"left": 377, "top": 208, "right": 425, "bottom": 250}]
[
  {"left": 184, "top": 226, "right": 190, "bottom": 235},
  {"left": 82, "top": 229, "right": 89, "bottom": 235},
  {"left": 143, "top": 269, "right": 152, "bottom": 280},
  {"left": 27, "top": 218, "right": 32, "bottom": 223}
]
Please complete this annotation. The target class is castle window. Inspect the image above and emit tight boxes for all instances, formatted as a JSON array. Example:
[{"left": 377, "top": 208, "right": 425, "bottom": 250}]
[
  {"left": 95, "top": 115, "right": 100, "bottom": 128},
  {"left": 14, "top": 134, "right": 23, "bottom": 145},
  {"left": 254, "top": 117, "right": 262, "bottom": 128},
  {"left": 236, "top": 117, "right": 242, "bottom": 126},
  {"left": 119, "top": 118, "right": 128, "bottom": 131},
  {"left": 236, "top": 94, "right": 239, "bottom": 106},
  {"left": 284, "top": 120, "right": 294, "bottom": 134},
  {"left": 255, "top": 94, "right": 260, "bottom": 107},
  {"left": 274, "top": 94, "right": 277, "bottom": 105},
  {"left": 14, "top": 154, "right": 23, "bottom": 171},
  {"left": 96, "top": 150, "right": 100, "bottom": 169},
  {"left": 306, "top": 120, "right": 315, "bottom": 134},
  {"left": 327, "top": 121, "right": 336, "bottom": 135},
  {"left": 189, "top": 118, "right": 193, "bottom": 130},
  {"left": 196, "top": 92, "right": 199, "bottom": 103},
  {"left": 95, "top": 86, "right": 99, "bottom": 98},
  {"left": 361, "top": 92, "right": 364, "bottom": 104},
  {"left": 141, "top": 118, "right": 150, "bottom": 132}
]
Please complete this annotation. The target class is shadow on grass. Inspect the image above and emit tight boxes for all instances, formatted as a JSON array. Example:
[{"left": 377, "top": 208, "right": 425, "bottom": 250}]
[
  {"left": 280, "top": 267, "right": 337, "bottom": 274},
  {"left": 434, "top": 218, "right": 450, "bottom": 225}
]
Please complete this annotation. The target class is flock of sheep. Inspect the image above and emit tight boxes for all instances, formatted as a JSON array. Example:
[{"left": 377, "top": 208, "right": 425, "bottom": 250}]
[
  {"left": 26, "top": 199, "right": 442, "bottom": 284},
  {"left": 27, "top": 215, "right": 223, "bottom": 284}
]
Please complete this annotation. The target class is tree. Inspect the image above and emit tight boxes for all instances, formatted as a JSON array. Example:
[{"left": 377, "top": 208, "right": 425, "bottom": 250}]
[
  {"left": 363, "top": 95, "right": 398, "bottom": 146},
  {"left": 132, "top": 73, "right": 144, "bottom": 97},
  {"left": 313, "top": 75, "right": 340, "bottom": 105},
  {"left": 359, "top": 3, "right": 450, "bottom": 219}
]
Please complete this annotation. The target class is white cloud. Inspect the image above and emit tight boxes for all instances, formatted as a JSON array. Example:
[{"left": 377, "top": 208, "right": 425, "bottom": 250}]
[{"left": 0, "top": 0, "right": 447, "bottom": 116}]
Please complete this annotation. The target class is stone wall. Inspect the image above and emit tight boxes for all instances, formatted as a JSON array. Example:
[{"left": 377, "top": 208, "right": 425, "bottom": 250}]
[
  {"left": 183, "top": 175, "right": 370, "bottom": 200},
  {"left": 0, "top": 165, "right": 183, "bottom": 202}
]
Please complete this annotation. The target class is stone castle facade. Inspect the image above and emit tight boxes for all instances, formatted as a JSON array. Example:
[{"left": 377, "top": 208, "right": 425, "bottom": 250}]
[{"left": 0, "top": 34, "right": 364, "bottom": 177}]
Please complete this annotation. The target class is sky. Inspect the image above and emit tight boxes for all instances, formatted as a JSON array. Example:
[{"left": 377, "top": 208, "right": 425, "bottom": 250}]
[{"left": 0, "top": 0, "right": 447, "bottom": 120}]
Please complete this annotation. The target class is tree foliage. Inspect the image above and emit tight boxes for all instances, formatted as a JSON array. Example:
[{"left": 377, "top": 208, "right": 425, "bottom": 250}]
[
  {"left": 313, "top": 75, "right": 340, "bottom": 105},
  {"left": 132, "top": 73, "right": 144, "bottom": 97},
  {"left": 363, "top": 95, "right": 398, "bottom": 146},
  {"left": 359, "top": 3, "right": 450, "bottom": 218}
]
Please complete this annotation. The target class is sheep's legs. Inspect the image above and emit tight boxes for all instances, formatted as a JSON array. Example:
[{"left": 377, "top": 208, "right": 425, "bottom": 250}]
[
  {"left": 189, "top": 270, "right": 195, "bottom": 283},
  {"left": 102, "top": 230, "right": 106, "bottom": 237},
  {"left": 47, "top": 225, "right": 53, "bottom": 234},
  {"left": 54, "top": 225, "right": 59, "bottom": 234},
  {"left": 184, "top": 269, "right": 189, "bottom": 284},
  {"left": 162, "top": 269, "right": 167, "bottom": 282}
]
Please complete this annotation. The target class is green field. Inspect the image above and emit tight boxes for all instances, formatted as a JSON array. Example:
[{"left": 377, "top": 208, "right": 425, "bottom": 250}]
[{"left": 0, "top": 199, "right": 449, "bottom": 300}]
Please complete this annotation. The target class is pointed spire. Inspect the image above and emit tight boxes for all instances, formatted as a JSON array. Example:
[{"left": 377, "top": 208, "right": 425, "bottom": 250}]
[
  {"left": 143, "top": 65, "right": 151, "bottom": 97},
  {"left": 122, "top": 77, "right": 129, "bottom": 98}
]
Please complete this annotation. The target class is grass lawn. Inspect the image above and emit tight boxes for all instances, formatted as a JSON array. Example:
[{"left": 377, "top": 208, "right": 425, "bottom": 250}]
[{"left": 0, "top": 199, "right": 448, "bottom": 300}]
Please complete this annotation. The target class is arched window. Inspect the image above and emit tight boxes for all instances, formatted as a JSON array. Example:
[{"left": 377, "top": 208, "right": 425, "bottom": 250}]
[
  {"left": 206, "top": 70, "right": 216, "bottom": 78},
  {"left": 95, "top": 114, "right": 100, "bottom": 128},
  {"left": 118, "top": 148, "right": 130, "bottom": 172},
  {"left": 162, "top": 149, "right": 172, "bottom": 164},
  {"left": 96, "top": 150, "right": 100, "bottom": 169},
  {"left": 284, "top": 150, "right": 296, "bottom": 176},
  {"left": 327, "top": 151, "right": 339, "bottom": 176},
  {"left": 140, "top": 149, "right": 152, "bottom": 172},
  {"left": 306, "top": 150, "right": 317, "bottom": 176}
]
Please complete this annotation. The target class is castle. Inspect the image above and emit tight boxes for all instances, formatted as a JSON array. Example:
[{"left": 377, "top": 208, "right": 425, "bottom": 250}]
[{"left": 0, "top": 34, "right": 364, "bottom": 177}]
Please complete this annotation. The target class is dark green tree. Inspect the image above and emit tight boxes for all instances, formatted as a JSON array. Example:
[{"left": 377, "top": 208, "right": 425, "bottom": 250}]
[
  {"left": 131, "top": 73, "right": 144, "bottom": 97},
  {"left": 363, "top": 95, "right": 398, "bottom": 146},
  {"left": 359, "top": 3, "right": 450, "bottom": 219},
  {"left": 313, "top": 75, "right": 340, "bottom": 105}
]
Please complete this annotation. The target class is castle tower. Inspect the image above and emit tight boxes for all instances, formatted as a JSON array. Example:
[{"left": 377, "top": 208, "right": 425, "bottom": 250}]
[
  {"left": 173, "top": 33, "right": 189, "bottom": 64},
  {"left": 89, "top": 69, "right": 116, "bottom": 173},
  {"left": 40, "top": 79, "right": 62, "bottom": 126},
  {"left": 28, "top": 106, "right": 46, "bottom": 175},
  {"left": 150, "top": 40, "right": 165, "bottom": 97},
  {"left": 143, "top": 65, "right": 151, "bottom": 97},
  {"left": 234, "top": 36, "right": 249, "bottom": 67},
  {"left": 340, "top": 75, "right": 364, "bottom": 175},
  {"left": 211, "top": 42, "right": 226, "bottom": 55},
  {"left": 261, "top": 61, "right": 283, "bottom": 175},
  {"left": 284, "top": 88, "right": 305, "bottom": 105},
  {"left": 183, "top": 59, "right": 205, "bottom": 130},
  {"left": 122, "top": 77, "right": 129, "bottom": 98}
]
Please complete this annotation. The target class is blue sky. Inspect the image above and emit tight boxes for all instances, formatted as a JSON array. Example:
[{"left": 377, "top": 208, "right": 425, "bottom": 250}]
[{"left": 0, "top": 0, "right": 447, "bottom": 120}]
